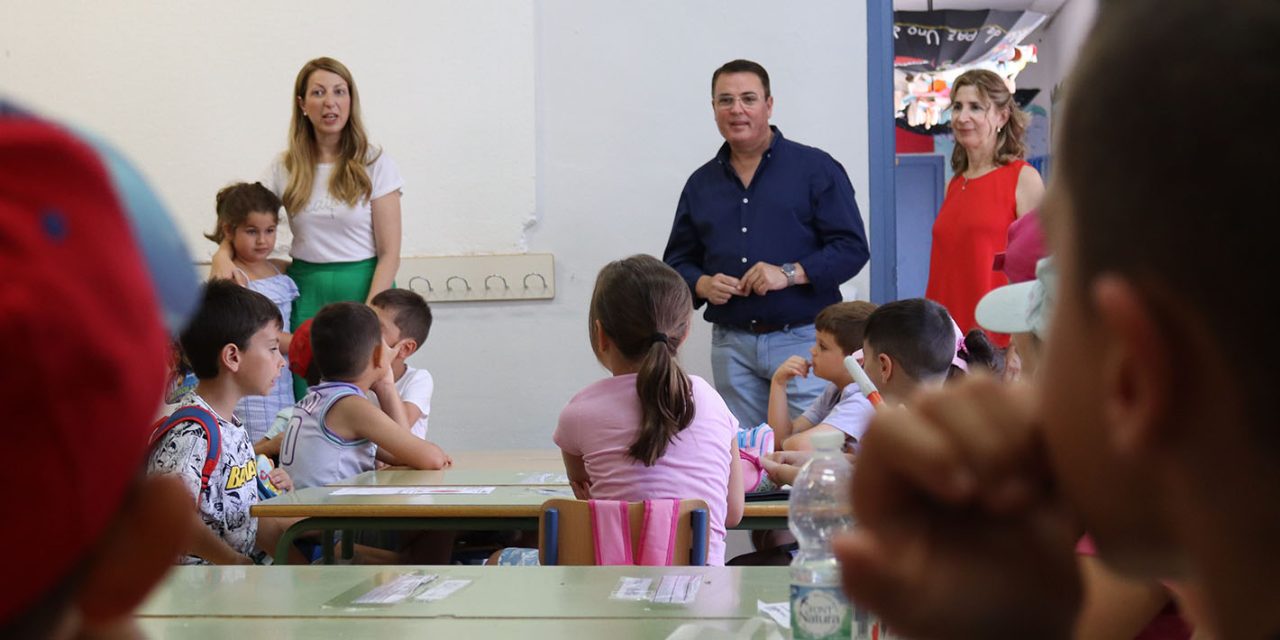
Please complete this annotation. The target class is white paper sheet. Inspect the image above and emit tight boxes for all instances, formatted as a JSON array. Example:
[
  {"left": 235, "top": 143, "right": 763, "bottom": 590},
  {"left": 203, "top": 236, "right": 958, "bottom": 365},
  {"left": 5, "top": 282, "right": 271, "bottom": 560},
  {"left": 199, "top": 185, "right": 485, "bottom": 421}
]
[
  {"left": 352, "top": 573, "right": 437, "bottom": 604},
  {"left": 331, "top": 486, "right": 496, "bottom": 496},
  {"left": 653, "top": 574, "right": 702, "bottom": 604},
  {"left": 415, "top": 579, "right": 472, "bottom": 602}
]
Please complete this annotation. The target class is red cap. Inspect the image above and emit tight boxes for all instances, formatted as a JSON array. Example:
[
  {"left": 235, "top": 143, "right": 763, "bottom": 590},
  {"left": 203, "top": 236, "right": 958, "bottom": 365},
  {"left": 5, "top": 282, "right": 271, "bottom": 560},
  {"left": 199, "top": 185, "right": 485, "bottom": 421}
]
[
  {"left": 290, "top": 317, "right": 315, "bottom": 379},
  {"left": 0, "top": 115, "right": 176, "bottom": 620}
]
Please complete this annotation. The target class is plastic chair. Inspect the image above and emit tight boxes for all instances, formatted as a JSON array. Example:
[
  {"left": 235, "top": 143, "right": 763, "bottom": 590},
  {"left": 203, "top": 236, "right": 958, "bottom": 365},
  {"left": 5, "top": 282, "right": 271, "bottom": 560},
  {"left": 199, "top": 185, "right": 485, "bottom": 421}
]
[{"left": 538, "top": 498, "right": 710, "bottom": 566}]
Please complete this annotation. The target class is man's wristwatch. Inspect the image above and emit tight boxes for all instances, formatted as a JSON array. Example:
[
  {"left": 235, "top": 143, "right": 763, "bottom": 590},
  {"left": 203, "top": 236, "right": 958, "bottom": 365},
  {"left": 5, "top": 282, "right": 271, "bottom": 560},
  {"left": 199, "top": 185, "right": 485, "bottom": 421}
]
[{"left": 781, "top": 262, "right": 797, "bottom": 287}]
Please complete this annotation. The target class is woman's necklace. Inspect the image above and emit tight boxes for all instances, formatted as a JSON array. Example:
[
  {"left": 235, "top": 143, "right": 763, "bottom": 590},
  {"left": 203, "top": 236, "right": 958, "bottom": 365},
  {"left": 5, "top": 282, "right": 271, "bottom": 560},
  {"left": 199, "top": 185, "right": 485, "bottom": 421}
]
[{"left": 961, "top": 164, "right": 997, "bottom": 191}]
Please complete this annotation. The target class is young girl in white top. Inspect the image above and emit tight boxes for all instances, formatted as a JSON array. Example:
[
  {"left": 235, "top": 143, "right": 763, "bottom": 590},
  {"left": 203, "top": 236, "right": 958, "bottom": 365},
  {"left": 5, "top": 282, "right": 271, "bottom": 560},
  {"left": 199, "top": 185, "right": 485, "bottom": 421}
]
[
  {"left": 206, "top": 182, "right": 299, "bottom": 442},
  {"left": 553, "top": 255, "right": 745, "bottom": 565}
]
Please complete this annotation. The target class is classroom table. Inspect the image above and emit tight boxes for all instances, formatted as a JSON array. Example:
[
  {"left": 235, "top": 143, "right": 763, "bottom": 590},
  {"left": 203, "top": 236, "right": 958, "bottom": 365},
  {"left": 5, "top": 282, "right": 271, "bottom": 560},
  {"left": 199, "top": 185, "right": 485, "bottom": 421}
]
[
  {"left": 331, "top": 449, "right": 566, "bottom": 486},
  {"left": 138, "top": 564, "right": 789, "bottom": 620},
  {"left": 136, "top": 617, "right": 760, "bottom": 639},
  {"left": 334, "top": 467, "right": 570, "bottom": 487},
  {"left": 255, "top": 485, "right": 789, "bottom": 564}
]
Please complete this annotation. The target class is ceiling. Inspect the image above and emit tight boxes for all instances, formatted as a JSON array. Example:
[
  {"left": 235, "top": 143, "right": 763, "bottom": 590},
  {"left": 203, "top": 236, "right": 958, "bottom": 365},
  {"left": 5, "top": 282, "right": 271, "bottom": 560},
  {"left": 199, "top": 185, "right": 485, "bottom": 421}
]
[{"left": 894, "top": 0, "right": 1067, "bottom": 12}]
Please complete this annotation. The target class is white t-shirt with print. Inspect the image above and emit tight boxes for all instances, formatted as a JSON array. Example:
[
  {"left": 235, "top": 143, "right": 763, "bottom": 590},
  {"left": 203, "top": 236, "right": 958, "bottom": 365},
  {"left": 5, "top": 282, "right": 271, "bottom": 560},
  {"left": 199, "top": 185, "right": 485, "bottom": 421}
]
[
  {"left": 262, "top": 152, "right": 404, "bottom": 263},
  {"left": 147, "top": 391, "right": 260, "bottom": 565}
]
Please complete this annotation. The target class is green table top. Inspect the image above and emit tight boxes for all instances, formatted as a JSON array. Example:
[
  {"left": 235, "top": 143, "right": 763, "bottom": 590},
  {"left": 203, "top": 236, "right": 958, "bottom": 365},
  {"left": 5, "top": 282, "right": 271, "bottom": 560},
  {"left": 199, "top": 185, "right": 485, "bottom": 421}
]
[
  {"left": 138, "top": 565, "right": 790, "bottom": 620},
  {"left": 253, "top": 484, "right": 575, "bottom": 518},
  {"left": 252, "top": 485, "right": 788, "bottom": 522},
  {"left": 335, "top": 468, "right": 570, "bottom": 487},
  {"left": 136, "top": 616, "right": 763, "bottom": 639}
]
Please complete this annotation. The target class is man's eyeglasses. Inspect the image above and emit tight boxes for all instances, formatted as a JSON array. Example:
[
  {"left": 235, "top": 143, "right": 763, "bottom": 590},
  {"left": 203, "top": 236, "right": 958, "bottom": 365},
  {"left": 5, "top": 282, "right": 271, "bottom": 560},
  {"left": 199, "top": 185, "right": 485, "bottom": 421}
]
[{"left": 714, "top": 93, "right": 764, "bottom": 110}]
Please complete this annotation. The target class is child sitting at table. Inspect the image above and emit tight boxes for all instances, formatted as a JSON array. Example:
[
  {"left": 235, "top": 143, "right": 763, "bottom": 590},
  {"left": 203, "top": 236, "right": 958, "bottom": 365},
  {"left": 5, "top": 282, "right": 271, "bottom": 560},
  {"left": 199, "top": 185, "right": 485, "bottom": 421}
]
[
  {"left": 767, "top": 300, "right": 877, "bottom": 451},
  {"left": 280, "top": 301, "right": 450, "bottom": 489},
  {"left": 148, "top": 279, "right": 298, "bottom": 565},
  {"left": 760, "top": 298, "right": 962, "bottom": 489},
  {"left": 493, "top": 255, "right": 745, "bottom": 566},
  {"left": 369, "top": 288, "right": 435, "bottom": 440},
  {"left": 861, "top": 298, "right": 961, "bottom": 403}
]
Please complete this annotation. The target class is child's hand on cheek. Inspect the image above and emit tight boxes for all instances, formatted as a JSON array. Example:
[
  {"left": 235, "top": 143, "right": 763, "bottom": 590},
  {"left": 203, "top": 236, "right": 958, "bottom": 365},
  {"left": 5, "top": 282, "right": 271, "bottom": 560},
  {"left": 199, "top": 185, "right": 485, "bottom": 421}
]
[
  {"left": 374, "top": 341, "right": 396, "bottom": 387},
  {"left": 771, "top": 355, "right": 811, "bottom": 385}
]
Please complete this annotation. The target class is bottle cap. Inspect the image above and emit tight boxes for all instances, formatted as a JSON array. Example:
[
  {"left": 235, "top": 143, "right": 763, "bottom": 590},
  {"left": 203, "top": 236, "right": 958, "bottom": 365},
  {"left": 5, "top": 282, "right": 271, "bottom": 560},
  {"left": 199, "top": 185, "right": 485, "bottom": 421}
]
[{"left": 810, "top": 430, "right": 845, "bottom": 451}]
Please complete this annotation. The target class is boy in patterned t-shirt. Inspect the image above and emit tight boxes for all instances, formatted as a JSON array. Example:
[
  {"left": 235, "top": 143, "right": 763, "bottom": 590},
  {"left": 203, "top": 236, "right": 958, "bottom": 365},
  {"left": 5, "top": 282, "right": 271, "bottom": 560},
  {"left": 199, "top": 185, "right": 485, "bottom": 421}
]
[{"left": 148, "top": 280, "right": 295, "bottom": 565}]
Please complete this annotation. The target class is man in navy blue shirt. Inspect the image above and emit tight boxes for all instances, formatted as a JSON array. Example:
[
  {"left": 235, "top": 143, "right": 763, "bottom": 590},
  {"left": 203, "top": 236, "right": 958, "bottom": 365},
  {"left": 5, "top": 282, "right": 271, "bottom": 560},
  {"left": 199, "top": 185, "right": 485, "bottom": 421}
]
[{"left": 663, "top": 59, "right": 869, "bottom": 432}]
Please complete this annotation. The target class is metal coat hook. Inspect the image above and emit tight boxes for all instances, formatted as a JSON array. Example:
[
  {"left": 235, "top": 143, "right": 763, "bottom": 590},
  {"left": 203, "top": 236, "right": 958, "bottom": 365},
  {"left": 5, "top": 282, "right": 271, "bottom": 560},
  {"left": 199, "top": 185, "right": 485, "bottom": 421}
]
[
  {"left": 445, "top": 275, "right": 471, "bottom": 292},
  {"left": 408, "top": 276, "right": 433, "bottom": 293},
  {"left": 484, "top": 274, "right": 510, "bottom": 290},
  {"left": 523, "top": 273, "right": 548, "bottom": 289}
]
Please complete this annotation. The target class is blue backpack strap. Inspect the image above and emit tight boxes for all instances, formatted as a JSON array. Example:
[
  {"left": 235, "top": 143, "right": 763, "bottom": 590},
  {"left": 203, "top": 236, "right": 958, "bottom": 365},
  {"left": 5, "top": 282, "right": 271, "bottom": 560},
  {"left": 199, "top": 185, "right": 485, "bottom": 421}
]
[{"left": 150, "top": 406, "right": 222, "bottom": 492}]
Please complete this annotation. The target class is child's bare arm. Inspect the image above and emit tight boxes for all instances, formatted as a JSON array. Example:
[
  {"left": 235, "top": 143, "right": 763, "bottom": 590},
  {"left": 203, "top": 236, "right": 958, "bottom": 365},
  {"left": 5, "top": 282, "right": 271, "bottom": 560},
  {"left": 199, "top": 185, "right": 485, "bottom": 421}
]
[
  {"left": 769, "top": 356, "right": 812, "bottom": 443},
  {"left": 253, "top": 433, "right": 283, "bottom": 458},
  {"left": 332, "top": 397, "right": 449, "bottom": 469},
  {"left": 209, "top": 236, "right": 238, "bottom": 282},
  {"left": 561, "top": 451, "right": 591, "bottom": 499},
  {"left": 188, "top": 512, "right": 252, "bottom": 565},
  {"left": 726, "top": 436, "right": 744, "bottom": 527},
  {"left": 761, "top": 450, "right": 810, "bottom": 487},
  {"left": 370, "top": 375, "right": 412, "bottom": 432},
  {"left": 783, "top": 423, "right": 843, "bottom": 452}
]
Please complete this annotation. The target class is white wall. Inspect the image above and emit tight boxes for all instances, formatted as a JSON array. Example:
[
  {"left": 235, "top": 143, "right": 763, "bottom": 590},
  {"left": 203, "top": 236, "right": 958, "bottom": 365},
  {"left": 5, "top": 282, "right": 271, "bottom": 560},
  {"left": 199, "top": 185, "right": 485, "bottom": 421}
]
[
  {"left": 0, "top": 1, "right": 537, "bottom": 256},
  {"left": 1, "top": 1, "right": 869, "bottom": 451}
]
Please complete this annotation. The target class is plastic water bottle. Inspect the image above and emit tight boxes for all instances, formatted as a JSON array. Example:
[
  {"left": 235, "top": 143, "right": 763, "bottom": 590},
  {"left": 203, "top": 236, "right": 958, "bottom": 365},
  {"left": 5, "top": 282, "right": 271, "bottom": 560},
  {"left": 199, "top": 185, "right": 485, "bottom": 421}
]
[{"left": 789, "top": 430, "right": 854, "bottom": 639}]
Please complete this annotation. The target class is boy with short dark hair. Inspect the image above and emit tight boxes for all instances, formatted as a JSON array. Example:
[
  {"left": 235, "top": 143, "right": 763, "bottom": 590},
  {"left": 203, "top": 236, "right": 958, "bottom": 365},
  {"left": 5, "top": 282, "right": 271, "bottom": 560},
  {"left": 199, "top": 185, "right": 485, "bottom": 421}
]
[
  {"left": 835, "top": 1, "right": 1280, "bottom": 638},
  {"left": 148, "top": 279, "right": 294, "bottom": 565},
  {"left": 861, "top": 298, "right": 956, "bottom": 402},
  {"left": 768, "top": 301, "right": 878, "bottom": 450},
  {"left": 281, "top": 302, "right": 450, "bottom": 491},
  {"left": 369, "top": 288, "right": 435, "bottom": 439},
  {"left": 759, "top": 299, "right": 955, "bottom": 487}
]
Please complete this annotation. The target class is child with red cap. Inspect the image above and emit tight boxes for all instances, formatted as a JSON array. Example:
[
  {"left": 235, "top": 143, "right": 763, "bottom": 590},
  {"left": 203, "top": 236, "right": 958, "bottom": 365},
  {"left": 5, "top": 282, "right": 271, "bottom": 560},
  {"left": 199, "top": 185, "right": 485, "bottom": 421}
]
[{"left": 0, "top": 108, "right": 198, "bottom": 636}]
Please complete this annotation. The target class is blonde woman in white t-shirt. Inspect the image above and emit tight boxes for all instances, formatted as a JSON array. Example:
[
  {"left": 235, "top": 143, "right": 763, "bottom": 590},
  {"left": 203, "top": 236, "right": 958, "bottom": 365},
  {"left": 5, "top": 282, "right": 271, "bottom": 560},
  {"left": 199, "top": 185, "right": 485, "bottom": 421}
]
[{"left": 217, "top": 56, "right": 404, "bottom": 398}]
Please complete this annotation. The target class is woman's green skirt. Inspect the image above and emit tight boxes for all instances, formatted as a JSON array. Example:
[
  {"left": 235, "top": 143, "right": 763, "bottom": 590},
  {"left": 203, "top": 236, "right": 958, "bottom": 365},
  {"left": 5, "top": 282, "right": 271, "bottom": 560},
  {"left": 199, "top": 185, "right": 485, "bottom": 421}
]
[{"left": 288, "top": 257, "right": 377, "bottom": 399}]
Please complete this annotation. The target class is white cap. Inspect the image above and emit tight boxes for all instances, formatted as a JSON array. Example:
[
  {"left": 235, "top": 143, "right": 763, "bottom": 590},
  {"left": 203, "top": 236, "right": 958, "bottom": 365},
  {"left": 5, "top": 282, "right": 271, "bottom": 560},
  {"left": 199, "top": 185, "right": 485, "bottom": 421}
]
[{"left": 975, "top": 257, "right": 1056, "bottom": 339}]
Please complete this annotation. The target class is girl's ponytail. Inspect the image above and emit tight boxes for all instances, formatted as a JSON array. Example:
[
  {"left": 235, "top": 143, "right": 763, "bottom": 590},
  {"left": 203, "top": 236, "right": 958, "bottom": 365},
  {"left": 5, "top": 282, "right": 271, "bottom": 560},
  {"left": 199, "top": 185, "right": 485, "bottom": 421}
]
[
  {"left": 588, "top": 255, "right": 696, "bottom": 467},
  {"left": 630, "top": 334, "right": 694, "bottom": 466},
  {"left": 948, "top": 329, "right": 1005, "bottom": 380}
]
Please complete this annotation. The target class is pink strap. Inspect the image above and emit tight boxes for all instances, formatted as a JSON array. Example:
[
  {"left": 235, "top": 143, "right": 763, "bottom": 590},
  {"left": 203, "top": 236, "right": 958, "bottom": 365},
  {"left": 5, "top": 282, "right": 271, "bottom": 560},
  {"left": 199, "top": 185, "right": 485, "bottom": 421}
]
[
  {"left": 589, "top": 500, "right": 633, "bottom": 565},
  {"left": 636, "top": 499, "right": 680, "bottom": 566},
  {"left": 738, "top": 449, "right": 765, "bottom": 492}
]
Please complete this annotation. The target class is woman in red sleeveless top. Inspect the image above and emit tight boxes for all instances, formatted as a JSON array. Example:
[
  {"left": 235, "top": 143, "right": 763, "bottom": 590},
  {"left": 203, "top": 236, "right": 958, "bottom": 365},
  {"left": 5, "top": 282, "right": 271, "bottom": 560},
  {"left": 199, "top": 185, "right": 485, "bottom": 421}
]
[{"left": 925, "top": 70, "right": 1044, "bottom": 347}]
